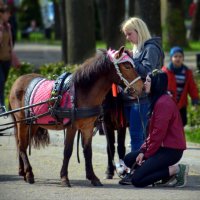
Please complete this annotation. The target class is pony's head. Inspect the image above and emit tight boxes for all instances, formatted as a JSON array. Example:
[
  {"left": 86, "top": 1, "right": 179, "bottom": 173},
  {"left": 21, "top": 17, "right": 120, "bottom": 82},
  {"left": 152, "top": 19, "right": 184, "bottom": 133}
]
[
  {"left": 108, "top": 46, "right": 143, "bottom": 97},
  {"left": 107, "top": 47, "right": 134, "bottom": 67}
]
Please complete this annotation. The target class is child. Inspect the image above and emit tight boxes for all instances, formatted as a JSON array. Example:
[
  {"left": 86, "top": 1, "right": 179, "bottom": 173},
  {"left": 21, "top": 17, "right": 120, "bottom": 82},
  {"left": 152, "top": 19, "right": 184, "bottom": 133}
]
[{"left": 162, "top": 46, "right": 199, "bottom": 126}]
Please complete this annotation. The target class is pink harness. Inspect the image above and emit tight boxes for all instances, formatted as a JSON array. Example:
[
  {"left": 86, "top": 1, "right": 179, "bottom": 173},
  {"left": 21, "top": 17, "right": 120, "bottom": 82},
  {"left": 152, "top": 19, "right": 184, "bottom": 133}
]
[
  {"left": 107, "top": 49, "right": 134, "bottom": 66},
  {"left": 30, "top": 80, "right": 72, "bottom": 124}
]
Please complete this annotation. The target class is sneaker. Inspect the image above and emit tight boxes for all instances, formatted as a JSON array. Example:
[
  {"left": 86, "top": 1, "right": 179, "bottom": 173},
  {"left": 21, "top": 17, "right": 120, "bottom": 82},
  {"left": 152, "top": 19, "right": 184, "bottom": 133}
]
[
  {"left": 155, "top": 175, "right": 177, "bottom": 187},
  {"left": 173, "top": 164, "right": 189, "bottom": 188},
  {"left": 118, "top": 173, "right": 133, "bottom": 185}
]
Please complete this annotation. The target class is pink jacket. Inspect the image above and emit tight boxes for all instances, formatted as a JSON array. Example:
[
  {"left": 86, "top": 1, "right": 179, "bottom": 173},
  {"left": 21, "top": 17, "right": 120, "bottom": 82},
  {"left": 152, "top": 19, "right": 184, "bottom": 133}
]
[{"left": 140, "top": 94, "right": 186, "bottom": 159}]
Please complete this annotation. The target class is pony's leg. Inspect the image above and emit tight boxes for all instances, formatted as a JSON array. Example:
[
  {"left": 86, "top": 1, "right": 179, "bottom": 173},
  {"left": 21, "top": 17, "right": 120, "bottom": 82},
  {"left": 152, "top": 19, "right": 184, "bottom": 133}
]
[
  {"left": 117, "top": 126, "right": 126, "bottom": 160},
  {"left": 81, "top": 129, "right": 103, "bottom": 186},
  {"left": 105, "top": 125, "right": 115, "bottom": 179},
  {"left": 60, "top": 127, "right": 76, "bottom": 187},
  {"left": 18, "top": 156, "right": 25, "bottom": 177},
  {"left": 14, "top": 123, "right": 25, "bottom": 177},
  {"left": 17, "top": 124, "right": 35, "bottom": 184}
]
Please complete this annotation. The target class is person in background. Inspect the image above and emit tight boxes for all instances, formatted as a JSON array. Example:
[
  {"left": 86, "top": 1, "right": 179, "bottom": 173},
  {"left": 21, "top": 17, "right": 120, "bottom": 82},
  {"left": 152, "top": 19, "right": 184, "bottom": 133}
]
[
  {"left": 7, "top": 0, "right": 18, "bottom": 45},
  {"left": 121, "top": 17, "right": 165, "bottom": 151},
  {"left": 0, "top": 2, "right": 12, "bottom": 113},
  {"left": 189, "top": 0, "right": 197, "bottom": 18},
  {"left": 119, "top": 70, "right": 188, "bottom": 188},
  {"left": 162, "top": 46, "right": 199, "bottom": 126}
]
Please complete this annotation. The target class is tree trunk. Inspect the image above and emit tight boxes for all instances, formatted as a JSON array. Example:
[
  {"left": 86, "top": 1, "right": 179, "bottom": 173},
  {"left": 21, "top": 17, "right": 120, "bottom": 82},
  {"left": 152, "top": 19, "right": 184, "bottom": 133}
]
[
  {"left": 128, "top": 0, "right": 135, "bottom": 17},
  {"left": 135, "top": 0, "right": 162, "bottom": 37},
  {"left": 106, "top": 0, "right": 126, "bottom": 49},
  {"left": 190, "top": 0, "right": 200, "bottom": 40},
  {"left": 95, "top": 0, "right": 107, "bottom": 42},
  {"left": 166, "top": 0, "right": 188, "bottom": 47},
  {"left": 53, "top": 0, "right": 61, "bottom": 40},
  {"left": 59, "top": 0, "right": 67, "bottom": 63},
  {"left": 66, "top": 0, "right": 96, "bottom": 64}
]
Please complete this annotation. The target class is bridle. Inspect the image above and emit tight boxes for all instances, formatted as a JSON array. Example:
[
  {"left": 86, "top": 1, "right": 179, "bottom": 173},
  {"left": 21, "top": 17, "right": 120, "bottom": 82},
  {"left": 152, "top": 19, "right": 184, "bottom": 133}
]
[{"left": 107, "top": 49, "right": 141, "bottom": 93}]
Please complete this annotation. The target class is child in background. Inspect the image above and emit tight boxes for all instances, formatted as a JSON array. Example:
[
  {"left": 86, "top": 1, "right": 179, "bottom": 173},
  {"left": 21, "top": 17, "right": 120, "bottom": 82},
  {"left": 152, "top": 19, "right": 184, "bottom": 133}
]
[{"left": 162, "top": 46, "right": 199, "bottom": 126}]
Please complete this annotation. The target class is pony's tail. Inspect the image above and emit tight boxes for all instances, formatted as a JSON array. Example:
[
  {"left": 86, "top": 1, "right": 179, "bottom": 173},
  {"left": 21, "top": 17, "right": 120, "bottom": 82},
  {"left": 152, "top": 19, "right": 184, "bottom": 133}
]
[{"left": 32, "top": 127, "right": 50, "bottom": 149}]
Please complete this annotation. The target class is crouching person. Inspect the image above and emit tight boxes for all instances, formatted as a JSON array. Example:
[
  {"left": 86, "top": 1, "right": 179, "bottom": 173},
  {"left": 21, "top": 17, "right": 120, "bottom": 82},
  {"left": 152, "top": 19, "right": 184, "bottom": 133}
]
[{"left": 119, "top": 70, "right": 188, "bottom": 188}]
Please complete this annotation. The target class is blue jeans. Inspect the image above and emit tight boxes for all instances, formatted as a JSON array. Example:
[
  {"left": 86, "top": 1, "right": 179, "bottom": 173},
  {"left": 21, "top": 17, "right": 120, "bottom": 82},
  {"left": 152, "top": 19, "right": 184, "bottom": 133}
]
[
  {"left": 124, "top": 101, "right": 149, "bottom": 151},
  {"left": 0, "top": 61, "right": 11, "bottom": 106}
]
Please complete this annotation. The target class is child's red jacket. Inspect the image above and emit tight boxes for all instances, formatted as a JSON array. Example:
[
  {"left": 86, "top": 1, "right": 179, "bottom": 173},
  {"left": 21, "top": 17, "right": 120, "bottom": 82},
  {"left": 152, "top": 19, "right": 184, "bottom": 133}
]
[{"left": 162, "top": 66, "right": 199, "bottom": 109}]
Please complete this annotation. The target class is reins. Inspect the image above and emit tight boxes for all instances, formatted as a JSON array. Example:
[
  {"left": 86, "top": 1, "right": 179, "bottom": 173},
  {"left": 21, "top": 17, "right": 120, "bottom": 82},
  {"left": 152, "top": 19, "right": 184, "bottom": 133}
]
[
  {"left": 0, "top": 97, "right": 59, "bottom": 131},
  {"left": 0, "top": 97, "right": 58, "bottom": 120}
]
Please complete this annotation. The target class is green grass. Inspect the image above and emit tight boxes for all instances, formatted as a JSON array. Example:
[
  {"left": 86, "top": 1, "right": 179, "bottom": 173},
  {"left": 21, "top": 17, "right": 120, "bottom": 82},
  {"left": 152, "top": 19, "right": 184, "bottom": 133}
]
[
  {"left": 17, "top": 31, "right": 61, "bottom": 45},
  {"left": 185, "top": 128, "right": 200, "bottom": 144},
  {"left": 96, "top": 41, "right": 106, "bottom": 49},
  {"left": 188, "top": 41, "right": 200, "bottom": 51}
]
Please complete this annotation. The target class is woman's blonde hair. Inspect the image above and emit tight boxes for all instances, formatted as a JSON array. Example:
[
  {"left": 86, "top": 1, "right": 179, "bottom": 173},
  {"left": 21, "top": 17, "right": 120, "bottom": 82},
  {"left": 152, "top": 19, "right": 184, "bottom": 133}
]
[{"left": 121, "top": 17, "right": 151, "bottom": 52}]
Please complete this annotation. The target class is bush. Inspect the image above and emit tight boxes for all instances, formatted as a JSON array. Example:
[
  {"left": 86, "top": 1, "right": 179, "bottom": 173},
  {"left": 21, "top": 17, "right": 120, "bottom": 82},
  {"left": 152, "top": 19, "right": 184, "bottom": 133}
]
[
  {"left": 187, "top": 73, "right": 200, "bottom": 128},
  {"left": 39, "top": 62, "right": 76, "bottom": 79},
  {"left": 5, "top": 62, "right": 35, "bottom": 103},
  {"left": 185, "top": 128, "right": 200, "bottom": 144}
]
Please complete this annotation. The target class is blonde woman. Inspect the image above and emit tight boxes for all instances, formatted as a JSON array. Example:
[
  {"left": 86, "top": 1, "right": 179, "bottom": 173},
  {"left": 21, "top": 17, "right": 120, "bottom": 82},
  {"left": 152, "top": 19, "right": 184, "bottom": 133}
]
[
  {"left": 0, "top": 2, "right": 12, "bottom": 113},
  {"left": 121, "top": 17, "right": 164, "bottom": 152}
]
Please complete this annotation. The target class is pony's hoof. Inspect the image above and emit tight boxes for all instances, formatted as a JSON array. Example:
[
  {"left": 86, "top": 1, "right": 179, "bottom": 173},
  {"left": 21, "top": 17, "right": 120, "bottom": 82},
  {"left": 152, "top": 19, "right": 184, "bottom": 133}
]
[
  {"left": 25, "top": 173, "right": 35, "bottom": 184},
  {"left": 91, "top": 179, "right": 103, "bottom": 186},
  {"left": 26, "top": 176, "right": 35, "bottom": 184},
  {"left": 61, "top": 177, "right": 71, "bottom": 187}
]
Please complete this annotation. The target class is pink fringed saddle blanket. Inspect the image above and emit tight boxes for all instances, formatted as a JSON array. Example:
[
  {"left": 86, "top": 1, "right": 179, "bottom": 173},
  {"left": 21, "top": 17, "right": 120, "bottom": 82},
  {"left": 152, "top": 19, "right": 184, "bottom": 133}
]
[{"left": 28, "top": 79, "right": 72, "bottom": 125}]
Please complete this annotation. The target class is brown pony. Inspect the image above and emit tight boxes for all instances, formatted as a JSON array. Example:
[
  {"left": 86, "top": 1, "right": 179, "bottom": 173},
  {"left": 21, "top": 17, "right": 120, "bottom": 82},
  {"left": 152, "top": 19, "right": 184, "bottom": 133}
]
[{"left": 9, "top": 47, "right": 143, "bottom": 187}]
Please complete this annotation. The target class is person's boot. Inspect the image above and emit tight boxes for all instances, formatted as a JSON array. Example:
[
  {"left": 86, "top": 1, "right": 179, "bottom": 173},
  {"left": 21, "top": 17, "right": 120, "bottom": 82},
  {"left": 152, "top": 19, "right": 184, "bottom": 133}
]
[{"left": 118, "top": 173, "right": 133, "bottom": 185}]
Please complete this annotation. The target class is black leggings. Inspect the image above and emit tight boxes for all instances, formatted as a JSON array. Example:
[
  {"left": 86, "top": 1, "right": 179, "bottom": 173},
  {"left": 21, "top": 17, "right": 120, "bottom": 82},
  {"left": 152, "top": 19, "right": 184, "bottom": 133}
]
[{"left": 124, "top": 147, "right": 183, "bottom": 187}]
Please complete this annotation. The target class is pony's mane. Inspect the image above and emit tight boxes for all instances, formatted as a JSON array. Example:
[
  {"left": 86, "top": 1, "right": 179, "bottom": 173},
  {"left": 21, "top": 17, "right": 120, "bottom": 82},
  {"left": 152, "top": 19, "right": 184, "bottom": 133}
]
[{"left": 72, "top": 49, "right": 113, "bottom": 90}]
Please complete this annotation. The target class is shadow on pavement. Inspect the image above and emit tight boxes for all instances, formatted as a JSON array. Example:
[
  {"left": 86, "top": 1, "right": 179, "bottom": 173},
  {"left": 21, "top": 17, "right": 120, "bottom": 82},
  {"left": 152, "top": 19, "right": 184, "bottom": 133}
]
[
  {"left": 17, "top": 174, "right": 200, "bottom": 191},
  {"left": 0, "top": 174, "right": 23, "bottom": 182}
]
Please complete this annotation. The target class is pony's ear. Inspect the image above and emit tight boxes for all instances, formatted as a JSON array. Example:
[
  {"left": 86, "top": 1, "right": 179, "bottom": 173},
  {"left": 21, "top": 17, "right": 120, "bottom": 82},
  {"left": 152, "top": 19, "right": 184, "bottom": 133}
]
[
  {"left": 124, "top": 49, "right": 133, "bottom": 57},
  {"left": 116, "top": 46, "right": 125, "bottom": 58}
]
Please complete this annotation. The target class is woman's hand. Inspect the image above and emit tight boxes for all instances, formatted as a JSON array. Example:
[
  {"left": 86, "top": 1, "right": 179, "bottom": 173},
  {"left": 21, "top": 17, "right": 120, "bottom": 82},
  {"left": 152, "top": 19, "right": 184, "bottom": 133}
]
[{"left": 136, "top": 153, "right": 144, "bottom": 166}]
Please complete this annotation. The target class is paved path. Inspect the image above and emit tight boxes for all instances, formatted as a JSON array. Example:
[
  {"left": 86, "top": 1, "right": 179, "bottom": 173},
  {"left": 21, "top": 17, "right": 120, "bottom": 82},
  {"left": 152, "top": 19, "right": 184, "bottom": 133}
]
[
  {"left": 15, "top": 43, "right": 61, "bottom": 68},
  {"left": 14, "top": 43, "right": 199, "bottom": 72},
  {"left": 0, "top": 128, "right": 200, "bottom": 200}
]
